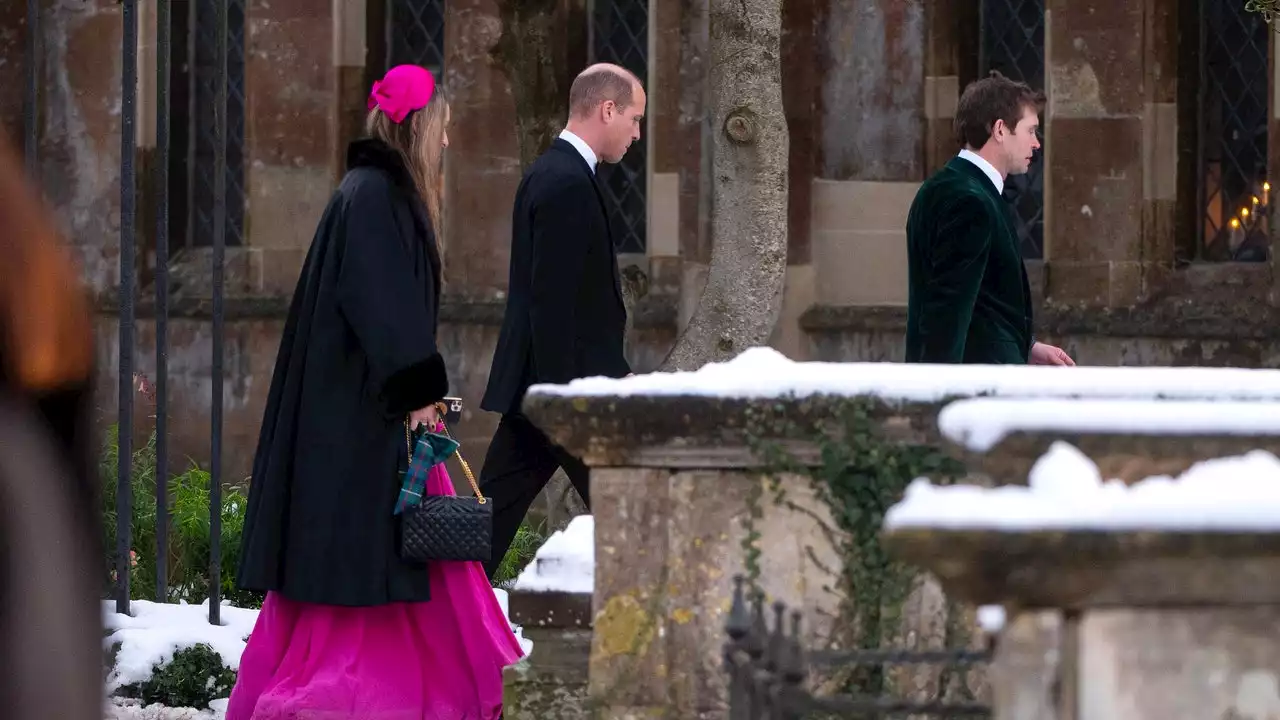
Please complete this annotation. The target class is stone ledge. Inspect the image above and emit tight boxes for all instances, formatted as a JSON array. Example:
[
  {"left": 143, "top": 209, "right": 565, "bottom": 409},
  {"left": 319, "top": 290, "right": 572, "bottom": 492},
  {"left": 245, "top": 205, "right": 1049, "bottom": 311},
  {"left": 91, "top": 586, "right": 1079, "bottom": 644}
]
[
  {"left": 93, "top": 292, "right": 680, "bottom": 329},
  {"left": 508, "top": 590, "right": 593, "bottom": 630},
  {"left": 520, "top": 394, "right": 940, "bottom": 467},
  {"left": 799, "top": 296, "right": 1280, "bottom": 341},
  {"left": 885, "top": 528, "right": 1280, "bottom": 609}
]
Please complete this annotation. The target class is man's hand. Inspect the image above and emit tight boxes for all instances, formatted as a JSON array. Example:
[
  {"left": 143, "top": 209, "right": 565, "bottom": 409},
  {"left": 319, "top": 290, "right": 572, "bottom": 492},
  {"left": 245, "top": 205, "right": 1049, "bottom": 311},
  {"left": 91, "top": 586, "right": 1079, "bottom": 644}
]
[
  {"left": 1030, "top": 342, "right": 1075, "bottom": 366},
  {"left": 408, "top": 403, "right": 440, "bottom": 431}
]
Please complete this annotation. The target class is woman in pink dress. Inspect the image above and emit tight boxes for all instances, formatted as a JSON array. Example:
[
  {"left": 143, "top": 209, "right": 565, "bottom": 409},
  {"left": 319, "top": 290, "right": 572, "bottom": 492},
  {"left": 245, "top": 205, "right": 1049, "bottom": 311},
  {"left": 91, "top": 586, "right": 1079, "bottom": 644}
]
[{"left": 227, "top": 65, "right": 525, "bottom": 720}]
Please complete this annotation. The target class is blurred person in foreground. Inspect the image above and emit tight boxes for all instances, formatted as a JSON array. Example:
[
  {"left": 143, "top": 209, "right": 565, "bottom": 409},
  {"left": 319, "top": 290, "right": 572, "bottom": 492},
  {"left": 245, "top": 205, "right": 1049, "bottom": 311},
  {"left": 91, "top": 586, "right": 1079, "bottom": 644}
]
[
  {"left": 0, "top": 134, "right": 102, "bottom": 719},
  {"left": 904, "top": 71, "right": 1074, "bottom": 366}
]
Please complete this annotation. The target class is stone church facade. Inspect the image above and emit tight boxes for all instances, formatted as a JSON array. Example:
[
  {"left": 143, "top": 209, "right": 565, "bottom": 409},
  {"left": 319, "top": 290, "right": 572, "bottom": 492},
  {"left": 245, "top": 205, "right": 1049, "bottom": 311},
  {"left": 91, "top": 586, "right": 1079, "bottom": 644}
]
[{"left": 1, "top": 0, "right": 1276, "bottom": 478}]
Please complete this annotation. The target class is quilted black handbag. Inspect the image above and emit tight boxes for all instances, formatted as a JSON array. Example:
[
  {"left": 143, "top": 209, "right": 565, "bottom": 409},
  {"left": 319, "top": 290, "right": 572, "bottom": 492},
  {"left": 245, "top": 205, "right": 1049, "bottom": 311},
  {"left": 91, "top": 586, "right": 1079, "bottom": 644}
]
[{"left": 397, "top": 401, "right": 493, "bottom": 563}]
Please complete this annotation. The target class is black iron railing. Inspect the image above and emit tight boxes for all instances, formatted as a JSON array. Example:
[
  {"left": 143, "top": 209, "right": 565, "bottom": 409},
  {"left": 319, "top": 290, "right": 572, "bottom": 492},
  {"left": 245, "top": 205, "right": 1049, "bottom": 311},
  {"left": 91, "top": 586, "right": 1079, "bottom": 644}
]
[
  {"left": 723, "top": 576, "right": 994, "bottom": 719},
  {"left": 21, "top": 0, "right": 231, "bottom": 623}
]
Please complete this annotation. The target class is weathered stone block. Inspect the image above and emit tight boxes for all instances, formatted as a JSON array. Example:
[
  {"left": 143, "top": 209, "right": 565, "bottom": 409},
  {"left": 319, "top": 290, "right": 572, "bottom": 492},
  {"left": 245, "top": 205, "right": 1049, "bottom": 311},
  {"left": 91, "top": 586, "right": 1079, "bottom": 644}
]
[
  {"left": 503, "top": 590, "right": 593, "bottom": 720},
  {"left": 586, "top": 466, "right": 846, "bottom": 717}
]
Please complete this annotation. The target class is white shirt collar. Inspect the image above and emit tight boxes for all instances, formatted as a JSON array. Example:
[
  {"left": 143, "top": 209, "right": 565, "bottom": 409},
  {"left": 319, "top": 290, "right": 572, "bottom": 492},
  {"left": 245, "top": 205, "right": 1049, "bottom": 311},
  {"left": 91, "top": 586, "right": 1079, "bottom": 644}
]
[
  {"left": 957, "top": 148, "right": 1004, "bottom": 194},
  {"left": 559, "top": 129, "right": 598, "bottom": 174}
]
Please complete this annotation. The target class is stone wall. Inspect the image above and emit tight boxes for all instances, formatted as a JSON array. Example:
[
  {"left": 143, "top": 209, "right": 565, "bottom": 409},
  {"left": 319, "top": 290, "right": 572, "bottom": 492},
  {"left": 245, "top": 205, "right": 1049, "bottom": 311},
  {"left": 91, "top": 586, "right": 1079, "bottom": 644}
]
[{"left": 9, "top": 0, "right": 1280, "bottom": 485}]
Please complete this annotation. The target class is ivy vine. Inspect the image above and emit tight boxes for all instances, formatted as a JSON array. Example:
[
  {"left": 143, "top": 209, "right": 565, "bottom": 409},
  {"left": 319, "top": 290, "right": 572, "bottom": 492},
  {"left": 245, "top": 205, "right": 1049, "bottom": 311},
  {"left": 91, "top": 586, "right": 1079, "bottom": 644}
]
[
  {"left": 1246, "top": 0, "right": 1280, "bottom": 26},
  {"left": 740, "top": 397, "right": 969, "bottom": 700}
]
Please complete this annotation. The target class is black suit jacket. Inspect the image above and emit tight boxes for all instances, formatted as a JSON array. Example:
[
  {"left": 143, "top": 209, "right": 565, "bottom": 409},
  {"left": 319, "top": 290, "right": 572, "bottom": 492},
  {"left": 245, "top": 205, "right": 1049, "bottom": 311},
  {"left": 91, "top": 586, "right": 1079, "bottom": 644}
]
[{"left": 481, "top": 138, "right": 631, "bottom": 415}]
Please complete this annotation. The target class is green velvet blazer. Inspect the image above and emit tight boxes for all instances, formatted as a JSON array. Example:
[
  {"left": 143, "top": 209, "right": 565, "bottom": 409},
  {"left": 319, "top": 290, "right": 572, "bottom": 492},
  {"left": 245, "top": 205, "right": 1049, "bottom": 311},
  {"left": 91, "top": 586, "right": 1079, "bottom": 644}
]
[{"left": 904, "top": 156, "right": 1034, "bottom": 365}]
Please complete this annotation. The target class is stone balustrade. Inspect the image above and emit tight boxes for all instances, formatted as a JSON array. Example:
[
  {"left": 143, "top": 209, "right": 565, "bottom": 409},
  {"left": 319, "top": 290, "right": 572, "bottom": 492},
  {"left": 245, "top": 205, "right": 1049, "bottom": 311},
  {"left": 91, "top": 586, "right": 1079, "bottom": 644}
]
[{"left": 519, "top": 348, "right": 1280, "bottom": 717}]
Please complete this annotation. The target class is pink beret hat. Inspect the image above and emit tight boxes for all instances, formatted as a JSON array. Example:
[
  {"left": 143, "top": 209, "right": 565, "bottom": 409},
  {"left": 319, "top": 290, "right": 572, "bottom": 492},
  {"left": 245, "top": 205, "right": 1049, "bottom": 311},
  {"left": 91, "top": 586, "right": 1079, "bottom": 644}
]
[{"left": 367, "top": 65, "right": 437, "bottom": 124}]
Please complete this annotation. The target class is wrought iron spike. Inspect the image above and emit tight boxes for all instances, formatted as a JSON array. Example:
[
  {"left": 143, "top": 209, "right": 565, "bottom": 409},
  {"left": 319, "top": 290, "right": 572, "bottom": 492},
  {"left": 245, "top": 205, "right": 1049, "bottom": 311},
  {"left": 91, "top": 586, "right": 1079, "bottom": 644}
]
[
  {"left": 782, "top": 610, "right": 807, "bottom": 684},
  {"left": 766, "top": 601, "right": 787, "bottom": 672},
  {"left": 726, "top": 575, "right": 749, "bottom": 640},
  {"left": 746, "top": 592, "right": 767, "bottom": 659}
]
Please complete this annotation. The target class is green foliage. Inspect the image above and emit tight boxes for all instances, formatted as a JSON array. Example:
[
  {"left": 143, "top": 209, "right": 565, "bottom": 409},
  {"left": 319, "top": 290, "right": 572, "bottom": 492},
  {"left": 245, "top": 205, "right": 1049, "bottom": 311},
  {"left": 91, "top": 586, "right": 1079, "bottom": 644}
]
[
  {"left": 493, "top": 519, "right": 549, "bottom": 589},
  {"left": 742, "top": 398, "right": 968, "bottom": 699},
  {"left": 101, "top": 423, "right": 547, "bottom": 605},
  {"left": 116, "top": 644, "right": 237, "bottom": 710},
  {"left": 99, "top": 425, "right": 259, "bottom": 608},
  {"left": 1246, "top": 0, "right": 1280, "bottom": 25}
]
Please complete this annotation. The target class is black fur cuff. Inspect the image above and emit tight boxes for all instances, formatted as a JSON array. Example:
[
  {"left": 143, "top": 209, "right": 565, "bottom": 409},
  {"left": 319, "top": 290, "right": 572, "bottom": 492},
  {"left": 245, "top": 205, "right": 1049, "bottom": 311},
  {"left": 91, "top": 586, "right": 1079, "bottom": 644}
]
[{"left": 384, "top": 353, "right": 449, "bottom": 415}]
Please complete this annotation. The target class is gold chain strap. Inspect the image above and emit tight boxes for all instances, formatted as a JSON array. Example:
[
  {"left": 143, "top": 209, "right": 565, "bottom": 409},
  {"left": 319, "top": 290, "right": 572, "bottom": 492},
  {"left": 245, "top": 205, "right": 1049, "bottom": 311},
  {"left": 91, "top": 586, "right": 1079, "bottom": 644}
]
[{"left": 403, "top": 403, "right": 487, "bottom": 505}]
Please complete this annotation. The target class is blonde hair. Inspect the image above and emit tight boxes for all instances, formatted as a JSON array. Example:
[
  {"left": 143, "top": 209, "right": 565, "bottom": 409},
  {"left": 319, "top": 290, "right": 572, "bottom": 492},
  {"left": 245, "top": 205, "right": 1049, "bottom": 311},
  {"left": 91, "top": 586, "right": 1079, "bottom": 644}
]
[{"left": 364, "top": 86, "right": 449, "bottom": 236}]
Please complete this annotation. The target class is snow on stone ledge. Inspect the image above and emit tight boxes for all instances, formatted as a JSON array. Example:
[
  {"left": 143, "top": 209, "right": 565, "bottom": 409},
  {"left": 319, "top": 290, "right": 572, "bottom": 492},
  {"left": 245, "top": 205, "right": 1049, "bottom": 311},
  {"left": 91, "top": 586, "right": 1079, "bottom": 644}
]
[
  {"left": 884, "top": 441, "right": 1280, "bottom": 531},
  {"left": 103, "top": 600, "right": 258, "bottom": 693},
  {"left": 939, "top": 398, "right": 1280, "bottom": 452},
  {"left": 526, "top": 346, "right": 1280, "bottom": 402},
  {"left": 513, "top": 514, "right": 594, "bottom": 594}
]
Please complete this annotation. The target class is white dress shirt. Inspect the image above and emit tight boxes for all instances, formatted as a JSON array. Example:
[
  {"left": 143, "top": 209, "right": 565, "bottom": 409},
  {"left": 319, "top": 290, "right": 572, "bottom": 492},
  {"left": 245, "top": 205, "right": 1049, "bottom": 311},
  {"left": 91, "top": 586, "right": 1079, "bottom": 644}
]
[
  {"left": 559, "top": 129, "right": 597, "bottom": 174},
  {"left": 957, "top": 148, "right": 1004, "bottom": 194}
]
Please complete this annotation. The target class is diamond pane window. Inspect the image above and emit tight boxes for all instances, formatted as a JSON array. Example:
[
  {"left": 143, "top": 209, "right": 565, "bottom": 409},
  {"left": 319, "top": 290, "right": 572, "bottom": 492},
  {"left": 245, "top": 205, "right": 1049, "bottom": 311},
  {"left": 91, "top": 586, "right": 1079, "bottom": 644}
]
[
  {"left": 591, "top": 0, "right": 648, "bottom": 254},
  {"left": 1196, "top": 0, "right": 1270, "bottom": 262},
  {"left": 388, "top": 0, "right": 445, "bottom": 74},
  {"left": 980, "top": 0, "right": 1045, "bottom": 259},
  {"left": 191, "top": 0, "right": 246, "bottom": 247}
]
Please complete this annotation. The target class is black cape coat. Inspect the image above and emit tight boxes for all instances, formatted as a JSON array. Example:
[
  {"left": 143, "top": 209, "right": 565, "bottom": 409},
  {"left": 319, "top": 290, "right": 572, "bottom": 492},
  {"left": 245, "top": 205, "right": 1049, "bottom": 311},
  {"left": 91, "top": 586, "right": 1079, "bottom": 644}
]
[{"left": 236, "top": 138, "right": 448, "bottom": 606}]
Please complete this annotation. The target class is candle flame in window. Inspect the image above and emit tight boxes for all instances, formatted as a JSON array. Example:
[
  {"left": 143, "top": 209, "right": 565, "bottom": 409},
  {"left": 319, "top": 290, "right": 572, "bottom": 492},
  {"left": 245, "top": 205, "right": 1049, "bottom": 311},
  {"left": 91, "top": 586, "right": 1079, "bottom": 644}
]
[
  {"left": 1231, "top": 218, "right": 1242, "bottom": 229},
  {"left": 1242, "top": 207, "right": 1251, "bottom": 218}
]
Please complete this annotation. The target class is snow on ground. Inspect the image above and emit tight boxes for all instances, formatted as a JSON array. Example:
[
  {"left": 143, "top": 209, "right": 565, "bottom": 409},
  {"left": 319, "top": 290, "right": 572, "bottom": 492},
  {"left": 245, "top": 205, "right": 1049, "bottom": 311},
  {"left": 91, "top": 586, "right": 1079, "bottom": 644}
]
[
  {"left": 103, "top": 600, "right": 258, "bottom": 693},
  {"left": 939, "top": 398, "right": 1280, "bottom": 451},
  {"left": 105, "top": 697, "right": 225, "bottom": 720},
  {"left": 512, "top": 515, "right": 594, "bottom": 594},
  {"left": 527, "top": 346, "right": 1280, "bottom": 402},
  {"left": 104, "top": 586, "right": 534, "bottom": 716},
  {"left": 885, "top": 441, "right": 1280, "bottom": 531}
]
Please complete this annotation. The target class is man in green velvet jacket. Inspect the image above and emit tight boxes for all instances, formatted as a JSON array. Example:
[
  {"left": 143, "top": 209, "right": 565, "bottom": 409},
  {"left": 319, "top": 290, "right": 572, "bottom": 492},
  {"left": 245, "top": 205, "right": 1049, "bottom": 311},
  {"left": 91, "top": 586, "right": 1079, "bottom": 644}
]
[{"left": 905, "top": 71, "right": 1073, "bottom": 366}]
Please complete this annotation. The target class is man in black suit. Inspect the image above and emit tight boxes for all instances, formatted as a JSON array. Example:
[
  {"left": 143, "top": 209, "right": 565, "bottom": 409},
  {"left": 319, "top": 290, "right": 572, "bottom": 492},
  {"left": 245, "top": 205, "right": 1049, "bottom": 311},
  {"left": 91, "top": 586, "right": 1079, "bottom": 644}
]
[{"left": 479, "top": 63, "right": 646, "bottom": 580}]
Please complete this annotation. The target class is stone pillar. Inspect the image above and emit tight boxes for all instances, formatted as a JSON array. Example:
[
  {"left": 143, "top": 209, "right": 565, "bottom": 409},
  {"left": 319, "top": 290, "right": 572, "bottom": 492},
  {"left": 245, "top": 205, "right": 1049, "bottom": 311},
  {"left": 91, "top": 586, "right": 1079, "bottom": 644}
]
[
  {"left": 41, "top": 0, "right": 126, "bottom": 293},
  {"left": 649, "top": 0, "right": 682, "bottom": 273},
  {"left": 332, "top": 0, "right": 368, "bottom": 184},
  {"left": 809, "top": 0, "right": 925, "bottom": 312},
  {"left": 244, "top": 0, "right": 338, "bottom": 296},
  {"left": 441, "top": 0, "right": 521, "bottom": 299},
  {"left": 923, "top": 0, "right": 979, "bottom": 177},
  {"left": 1043, "top": 0, "right": 1177, "bottom": 306},
  {"left": 676, "top": 0, "right": 711, "bottom": 332},
  {"left": 889, "top": 528, "right": 1280, "bottom": 719}
]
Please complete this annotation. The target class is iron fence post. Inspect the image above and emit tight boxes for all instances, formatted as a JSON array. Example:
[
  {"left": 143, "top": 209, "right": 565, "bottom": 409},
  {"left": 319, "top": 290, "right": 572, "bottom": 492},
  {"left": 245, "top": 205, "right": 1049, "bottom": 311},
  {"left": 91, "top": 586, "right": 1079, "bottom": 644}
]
[
  {"left": 209, "top": 0, "right": 228, "bottom": 626},
  {"left": 725, "top": 575, "right": 751, "bottom": 720},
  {"left": 116, "top": 0, "right": 139, "bottom": 617},
  {"left": 155, "top": 0, "right": 172, "bottom": 604}
]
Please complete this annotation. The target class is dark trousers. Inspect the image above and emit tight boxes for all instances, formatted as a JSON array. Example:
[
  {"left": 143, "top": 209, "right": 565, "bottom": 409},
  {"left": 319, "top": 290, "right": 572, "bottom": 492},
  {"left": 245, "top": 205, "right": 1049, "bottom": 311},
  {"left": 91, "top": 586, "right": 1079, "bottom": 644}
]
[{"left": 479, "top": 412, "right": 589, "bottom": 580}]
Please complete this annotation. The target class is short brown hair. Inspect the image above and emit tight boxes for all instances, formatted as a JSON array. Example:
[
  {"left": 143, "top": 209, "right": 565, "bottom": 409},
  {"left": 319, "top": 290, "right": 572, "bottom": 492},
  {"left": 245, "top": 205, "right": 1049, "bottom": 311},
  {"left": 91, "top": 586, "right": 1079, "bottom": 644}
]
[
  {"left": 953, "top": 70, "right": 1045, "bottom": 149},
  {"left": 568, "top": 65, "right": 640, "bottom": 118}
]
